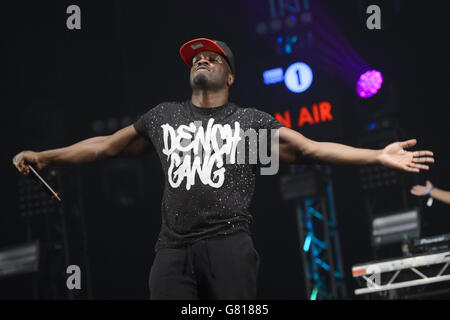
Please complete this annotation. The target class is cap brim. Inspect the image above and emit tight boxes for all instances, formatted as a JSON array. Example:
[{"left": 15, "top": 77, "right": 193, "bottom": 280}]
[{"left": 179, "top": 38, "right": 228, "bottom": 69}]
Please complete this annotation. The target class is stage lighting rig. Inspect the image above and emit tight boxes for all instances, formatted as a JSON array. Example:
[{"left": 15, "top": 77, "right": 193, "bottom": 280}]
[{"left": 253, "top": 0, "right": 313, "bottom": 54}]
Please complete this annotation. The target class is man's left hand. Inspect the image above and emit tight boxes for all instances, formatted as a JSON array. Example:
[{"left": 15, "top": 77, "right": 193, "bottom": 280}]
[{"left": 378, "top": 139, "right": 434, "bottom": 173}]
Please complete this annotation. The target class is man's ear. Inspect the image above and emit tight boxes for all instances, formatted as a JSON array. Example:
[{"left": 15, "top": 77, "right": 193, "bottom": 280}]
[{"left": 227, "top": 73, "right": 235, "bottom": 87}]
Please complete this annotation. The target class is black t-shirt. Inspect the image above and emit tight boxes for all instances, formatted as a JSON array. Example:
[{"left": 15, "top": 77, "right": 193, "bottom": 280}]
[{"left": 133, "top": 100, "right": 284, "bottom": 251}]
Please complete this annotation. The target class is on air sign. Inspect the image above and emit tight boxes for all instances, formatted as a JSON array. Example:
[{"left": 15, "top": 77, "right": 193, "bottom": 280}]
[
  {"left": 263, "top": 62, "right": 313, "bottom": 93},
  {"left": 274, "top": 101, "right": 334, "bottom": 129}
]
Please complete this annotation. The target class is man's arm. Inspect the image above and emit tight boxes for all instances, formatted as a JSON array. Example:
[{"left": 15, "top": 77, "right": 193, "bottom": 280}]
[
  {"left": 276, "top": 127, "right": 434, "bottom": 172},
  {"left": 430, "top": 188, "right": 450, "bottom": 205},
  {"left": 411, "top": 180, "right": 450, "bottom": 205},
  {"left": 71, "top": 132, "right": 154, "bottom": 157},
  {"left": 12, "top": 125, "right": 154, "bottom": 175}
]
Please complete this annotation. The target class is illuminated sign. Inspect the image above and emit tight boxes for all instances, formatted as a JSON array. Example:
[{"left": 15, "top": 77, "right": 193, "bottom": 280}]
[
  {"left": 263, "top": 68, "right": 284, "bottom": 85},
  {"left": 284, "top": 62, "right": 313, "bottom": 93},
  {"left": 274, "top": 101, "right": 334, "bottom": 129},
  {"left": 263, "top": 62, "right": 313, "bottom": 93}
]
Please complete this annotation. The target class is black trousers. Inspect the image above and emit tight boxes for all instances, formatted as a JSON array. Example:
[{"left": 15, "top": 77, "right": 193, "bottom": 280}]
[{"left": 149, "top": 231, "right": 260, "bottom": 300}]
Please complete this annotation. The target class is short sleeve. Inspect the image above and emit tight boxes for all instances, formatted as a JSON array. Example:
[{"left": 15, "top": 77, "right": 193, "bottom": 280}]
[
  {"left": 133, "top": 114, "right": 147, "bottom": 139},
  {"left": 251, "top": 108, "right": 285, "bottom": 131},
  {"left": 133, "top": 105, "right": 160, "bottom": 142}
]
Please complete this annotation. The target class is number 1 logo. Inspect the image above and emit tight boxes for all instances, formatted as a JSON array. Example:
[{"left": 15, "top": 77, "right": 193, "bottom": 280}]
[{"left": 284, "top": 62, "right": 313, "bottom": 93}]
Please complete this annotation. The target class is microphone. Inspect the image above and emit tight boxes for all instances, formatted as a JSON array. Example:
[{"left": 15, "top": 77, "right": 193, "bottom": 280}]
[{"left": 27, "top": 164, "right": 62, "bottom": 202}]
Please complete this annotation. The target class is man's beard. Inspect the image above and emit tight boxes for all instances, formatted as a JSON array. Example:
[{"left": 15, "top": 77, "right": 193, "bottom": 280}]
[{"left": 192, "top": 73, "right": 209, "bottom": 89}]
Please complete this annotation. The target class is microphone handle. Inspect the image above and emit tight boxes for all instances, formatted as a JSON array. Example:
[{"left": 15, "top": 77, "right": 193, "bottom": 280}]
[{"left": 27, "top": 164, "right": 62, "bottom": 201}]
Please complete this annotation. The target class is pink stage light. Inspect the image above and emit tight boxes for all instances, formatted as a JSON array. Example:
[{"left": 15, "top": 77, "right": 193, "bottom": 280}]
[{"left": 356, "top": 70, "right": 383, "bottom": 98}]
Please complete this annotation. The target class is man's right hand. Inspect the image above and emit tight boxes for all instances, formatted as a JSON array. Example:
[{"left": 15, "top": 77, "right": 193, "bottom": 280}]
[
  {"left": 12, "top": 151, "right": 47, "bottom": 175},
  {"left": 12, "top": 125, "right": 153, "bottom": 176}
]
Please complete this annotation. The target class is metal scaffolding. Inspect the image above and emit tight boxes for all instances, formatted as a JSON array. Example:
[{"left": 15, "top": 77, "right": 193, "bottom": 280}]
[
  {"left": 16, "top": 168, "right": 92, "bottom": 299},
  {"left": 281, "top": 165, "right": 346, "bottom": 299}
]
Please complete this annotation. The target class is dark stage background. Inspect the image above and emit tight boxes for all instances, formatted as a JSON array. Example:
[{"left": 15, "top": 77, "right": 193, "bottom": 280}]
[{"left": 2, "top": 0, "right": 450, "bottom": 299}]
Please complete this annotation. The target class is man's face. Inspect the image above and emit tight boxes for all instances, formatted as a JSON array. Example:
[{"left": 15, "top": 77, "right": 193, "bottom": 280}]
[{"left": 190, "top": 51, "right": 234, "bottom": 90}]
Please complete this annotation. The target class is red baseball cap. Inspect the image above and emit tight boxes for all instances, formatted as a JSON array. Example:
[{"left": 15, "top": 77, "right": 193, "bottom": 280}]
[{"left": 179, "top": 38, "right": 235, "bottom": 74}]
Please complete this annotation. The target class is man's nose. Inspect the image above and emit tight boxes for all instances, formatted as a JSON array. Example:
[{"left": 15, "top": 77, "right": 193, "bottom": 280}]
[
  {"left": 193, "top": 61, "right": 210, "bottom": 72},
  {"left": 196, "top": 58, "right": 210, "bottom": 66}
]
